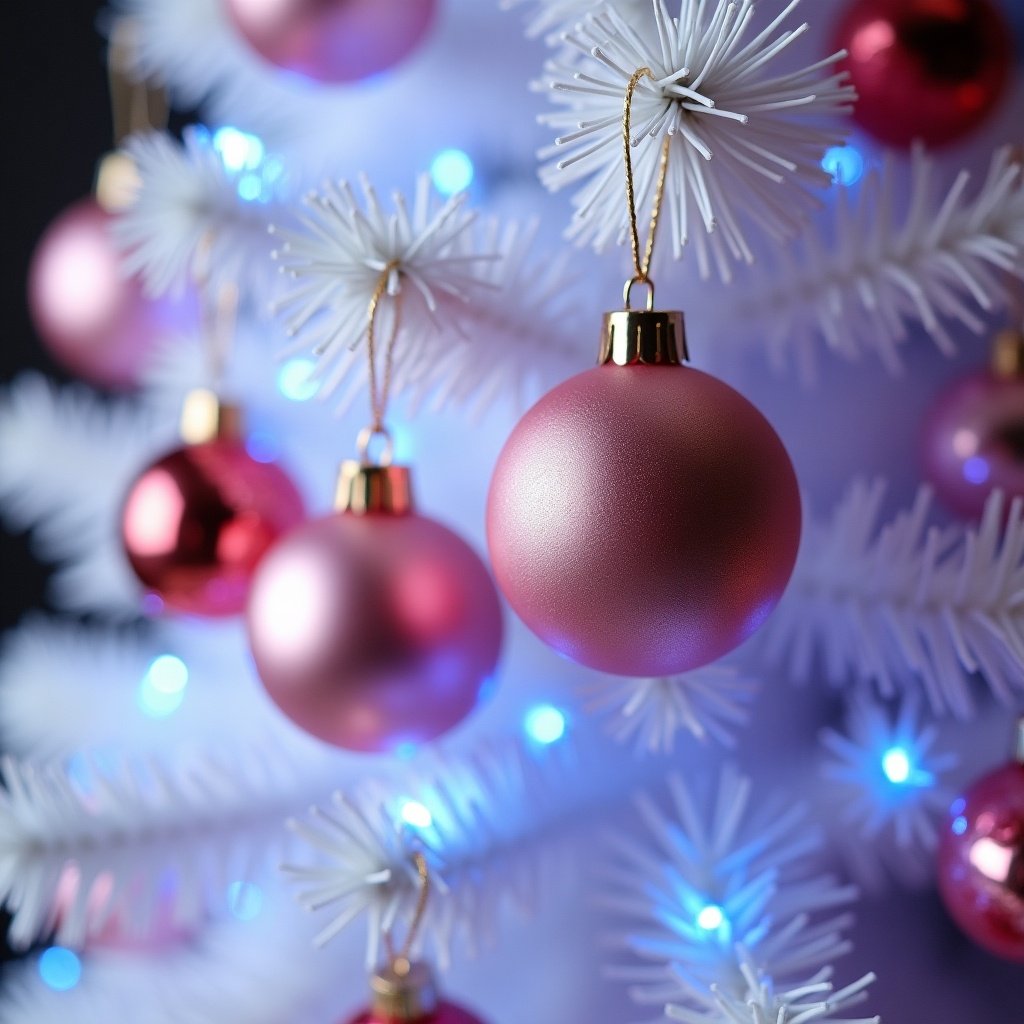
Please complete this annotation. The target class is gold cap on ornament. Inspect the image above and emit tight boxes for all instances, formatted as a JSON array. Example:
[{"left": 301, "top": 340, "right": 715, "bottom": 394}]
[
  {"left": 335, "top": 426, "right": 413, "bottom": 515},
  {"left": 179, "top": 388, "right": 244, "bottom": 445},
  {"left": 368, "top": 960, "right": 439, "bottom": 1021},
  {"left": 599, "top": 281, "right": 688, "bottom": 367},
  {"left": 94, "top": 151, "right": 141, "bottom": 213},
  {"left": 992, "top": 328, "right": 1024, "bottom": 378}
]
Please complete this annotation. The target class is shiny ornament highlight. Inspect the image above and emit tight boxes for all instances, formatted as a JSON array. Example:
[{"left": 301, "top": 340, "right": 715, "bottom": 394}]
[
  {"left": 937, "top": 740, "right": 1024, "bottom": 962},
  {"left": 122, "top": 439, "right": 305, "bottom": 618},
  {"left": 922, "top": 331, "right": 1024, "bottom": 521},
  {"left": 223, "top": 0, "right": 438, "bottom": 84},
  {"left": 487, "top": 352, "right": 801, "bottom": 677},
  {"left": 27, "top": 198, "right": 189, "bottom": 389},
  {"left": 246, "top": 488, "right": 502, "bottom": 753},
  {"left": 833, "top": 0, "right": 1012, "bottom": 148}
]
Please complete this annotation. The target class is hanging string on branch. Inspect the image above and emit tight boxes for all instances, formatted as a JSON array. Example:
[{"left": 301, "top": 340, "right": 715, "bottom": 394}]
[
  {"left": 248, "top": 192, "right": 504, "bottom": 754},
  {"left": 487, "top": 63, "right": 802, "bottom": 680}
]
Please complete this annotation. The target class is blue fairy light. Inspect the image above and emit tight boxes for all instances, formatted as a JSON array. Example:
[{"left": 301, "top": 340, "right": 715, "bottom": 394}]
[
  {"left": 137, "top": 654, "right": 189, "bottom": 718},
  {"left": 822, "top": 145, "right": 865, "bottom": 187},
  {"left": 38, "top": 947, "right": 82, "bottom": 991},
  {"left": 524, "top": 704, "right": 567, "bottom": 745},
  {"left": 431, "top": 148, "right": 475, "bottom": 196}
]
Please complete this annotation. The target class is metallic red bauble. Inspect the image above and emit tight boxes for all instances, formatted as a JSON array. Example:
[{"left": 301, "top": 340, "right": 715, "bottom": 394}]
[
  {"left": 245, "top": 511, "right": 502, "bottom": 753},
  {"left": 28, "top": 198, "right": 191, "bottom": 389},
  {"left": 486, "top": 364, "right": 801, "bottom": 677},
  {"left": 922, "top": 367, "right": 1024, "bottom": 521},
  {"left": 223, "top": 0, "right": 438, "bottom": 84},
  {"left": 344, "top": 1004, "right": 485, "bottom": 1024},
  {"left": 937, "top": 761, "right": 1024, "bottom": 962},
  {"left": 122, "top": 440, "right": 305, "bottom": 617},
  {"left": 833, "top": 0, "right": 1012, "bottom": 148}
]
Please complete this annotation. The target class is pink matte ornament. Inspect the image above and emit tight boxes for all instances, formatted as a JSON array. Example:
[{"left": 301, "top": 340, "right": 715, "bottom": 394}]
[
  {"left": 937, "top": 751, "right": 1024, "bottom": 963},
  {"left": 922, "top": 334, "right": 1024, "bottom": 521},
  {"left": 223, "top": 0, "right": 438, "bottom": 84},
  {"left": 27, "top": 198, "right": 192, "bottom": 390},
  {"left": 487, "top": 363, "right": 801, "bottom": 677},
  {"left": 122, "top": 439, "right": 305, "bottom": 618},
  {"left": 245, "top": 509, "right": 502, "bottom": 753},
  {"left": 833, "top": 0, "right": 1012, "bottom": 149}
]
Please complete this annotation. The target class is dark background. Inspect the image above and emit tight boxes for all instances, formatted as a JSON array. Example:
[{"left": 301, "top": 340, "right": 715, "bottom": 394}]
[{"left": 1, "top": 0, "right": 113, "bottom": 967}]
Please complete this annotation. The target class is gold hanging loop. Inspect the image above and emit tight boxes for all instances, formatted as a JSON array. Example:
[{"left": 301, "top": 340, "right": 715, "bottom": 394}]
[
  {"left": 192, "top": 233, "right": 239, "bottom": 391},
  {"left": 622, "top": 67, "right": 671, "bottom": 308},
  {"left": 383, "top": 851, "right": 430, "bottom": 976},
  {"left": 107, "top": 18, "right": 169, "bottom": 146},
  {"left": 363, "top": 259, "right": 404, "bottom": 449}
]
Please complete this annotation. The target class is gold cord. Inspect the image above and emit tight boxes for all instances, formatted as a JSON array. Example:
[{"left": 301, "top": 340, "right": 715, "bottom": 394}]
[
  {"left": 383, "top": 851, "right": 430, "bottom": 975},
  {"left": 623, "top": 67, "right": 671, "bottom": 306},
  {"left": 192, "top": 233, "right": 239, "bottom": 389},
  {"left": 365, "top": 260, "right": 403, "bottom": 439}
]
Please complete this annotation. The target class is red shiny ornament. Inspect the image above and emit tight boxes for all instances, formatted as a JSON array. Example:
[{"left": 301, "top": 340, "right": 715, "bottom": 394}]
[
  {"left": 922, "top": 366, "right": 1024, "bottom": 521},
  {"left": 28, "top": 198, "right": 191, "bottom": 389},
  {"left": 486, "top": 363, "right": 801, "bottom": 677},
  {"left": 122, "top": 440, "right": 305, "bottom": 617},
  {"left": 246, "top": 510, "right": 502, "bottom": 753},
  {"left": 223, "top": 0, "right": 438, "bottom": 84},
  {"left": 937, "top": 758, "right": 1024, "bottom": 962},
  {"left": 344, "top": 1004, "right": 485, "bottom": 1024},
  {"left": 833, "top": 0, "right": 1012, "bottom": 148}
]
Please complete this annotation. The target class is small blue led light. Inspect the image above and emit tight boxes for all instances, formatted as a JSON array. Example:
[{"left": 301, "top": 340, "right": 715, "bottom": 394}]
[
  {"left": 696, "top": 904, "right": 726, "bottom": 931},
  {"left": 525, "top": 704, "right": 567, "bottom": 745},
  {"left": 952, "top": 815, "right": 969, "bottom": 836},
  {"left": 138, "top": 654, "right": 189, "bottom": 718},
  {"left": 213, "top": 126, "right": 265, "bottom": 172},
  {"left": 963, "top": 456, "right": 990, "bottom": 485},
  {"left": 400, "top": 800, "right": 434, "bottom": 829},
  {"left": 430, "top": 149, "right": 475, "bottom": 196},
  {"left": 277, "top": 358, "right": 320, "bottom": 402},
  {"left": 394, "top": 742, "right": 419, "bottom": 760},
  {"left": 38, "top": 947, "right": 82, "bottom": 992},
  {"left": 881, "top": 747, "right": 912, "bottom": 784},
  {"left": 822, "top": 145, "right": 865, "bottom": 187},
  {"left": 227, "top": 881, "right": 264, "bottom": 921}
]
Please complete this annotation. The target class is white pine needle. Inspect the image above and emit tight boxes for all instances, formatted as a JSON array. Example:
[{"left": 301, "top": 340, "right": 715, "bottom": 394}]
[
  {"left": 284, "top": 741, "right": 575, "bottom": 967},
  {"left": 603, "top": 765, "right": 859, "bottom": 1014},
  {"left": 667, "top": 952, "right": 879, "bottom": 1024},
  {"left": 0, "top": 745, "right": 337, "bottom": 951},
  {"left": 538, "top": 1, "right": 854, "bottom": 281},
  {"left": 270, "top": 176, "right": 492, "bottom": 414},
  {"left": 113, "top": 128, "right": 280, "bottom": 298},
  {"left": 0, "top": 375, "right": 170, "bottom": 616},
  {"left": 820, "top": 695, "right": 956, "bottom": 889},
  {"left": 0, "top": 618, "right": 298, "bottom": 763},
  {"left": 731, "top": 146, "right": 1024, "bottom": 378},
  {"left": 587, "top": 665, "right": 758, "bottom": 753},
  {"left": 762, "top": 481, "right": 1024, "bottom": 719},
  {"left": 400, "top": 218, "right": 589, "bottom": 418},
  {"left": 503, "top": 0, "right": 646, "bottom": 42}
]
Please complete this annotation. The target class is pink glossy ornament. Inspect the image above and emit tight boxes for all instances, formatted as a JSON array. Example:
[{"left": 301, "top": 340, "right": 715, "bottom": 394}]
[
  {"left": 27, "top": 198, "right": 189, "bottom": 389},
  {"left": 833, "top": 0, "right": 1012, "bottom": 148},
  {"left": 487, "top": 327, "right": 802, "bottom": 677},
  {"left": 922, "top": 331, "right": 1024, "bottom": 521},
  {"left": 246, "top": 465, "right": 502, "bottom": 753},
  {"left": 223, "top": 0, "right": 438, "bottom": 84},
  {"left": 122, "top": 436, "right": 305, "bottom": 618},
  {"left": 345, "top": 1004, "right": 484, "bottom": 1024},
  {"left": 937, "top": 726, "right": 1024, "bottom": 963}
]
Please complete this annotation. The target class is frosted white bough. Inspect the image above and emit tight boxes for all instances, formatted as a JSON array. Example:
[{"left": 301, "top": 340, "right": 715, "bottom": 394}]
[
  {"left": 763, "top": 481, "right": 1024, "bottom": 718},
  {"left": 539, "top": 0, "right": 855, "bottom": 280}
]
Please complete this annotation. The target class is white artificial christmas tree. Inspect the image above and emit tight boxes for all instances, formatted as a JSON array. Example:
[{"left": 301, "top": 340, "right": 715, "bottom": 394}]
[{"left": 3, "top": 1, "right": 1024, "bottom": 1022}]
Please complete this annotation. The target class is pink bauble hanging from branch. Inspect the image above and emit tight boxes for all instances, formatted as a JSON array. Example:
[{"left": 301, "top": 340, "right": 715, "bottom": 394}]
[{"left": 223, "top": 0, "right": 438, "bottom": 84}]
